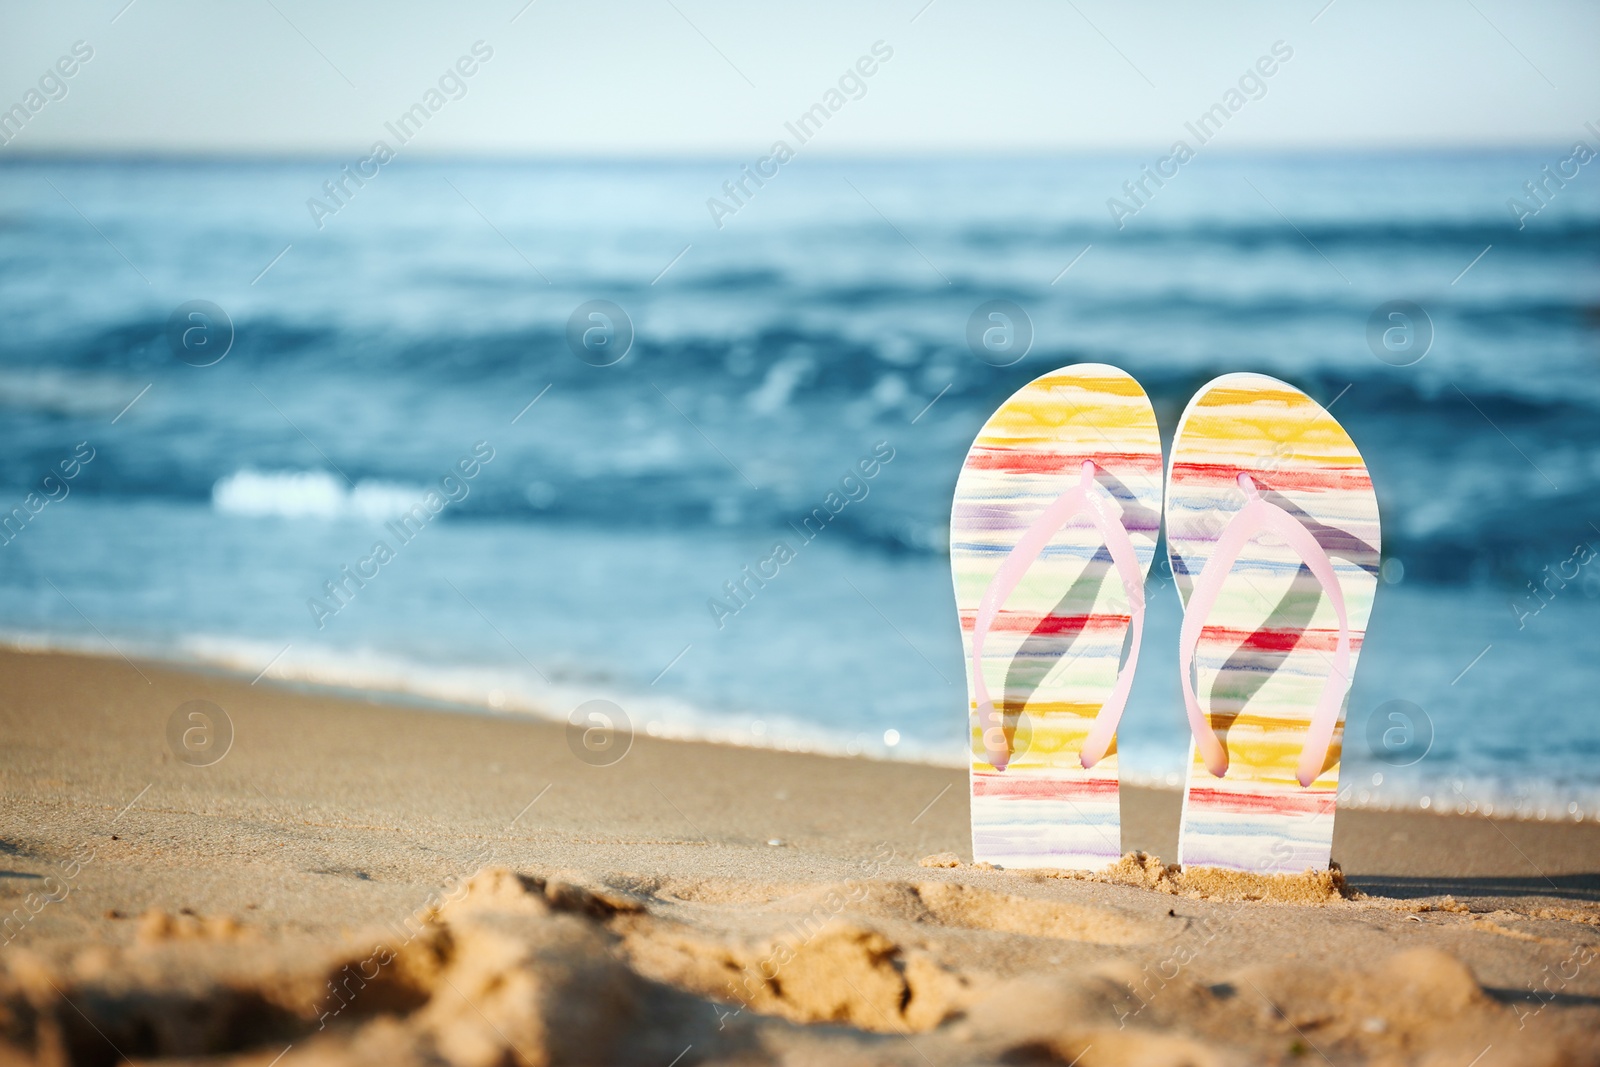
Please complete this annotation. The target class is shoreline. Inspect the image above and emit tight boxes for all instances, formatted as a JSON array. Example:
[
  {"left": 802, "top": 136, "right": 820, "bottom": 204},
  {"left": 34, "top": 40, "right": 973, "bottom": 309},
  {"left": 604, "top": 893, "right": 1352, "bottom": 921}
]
[{"left": 2, "top": 634, "right": 1592, "bottom": 827}]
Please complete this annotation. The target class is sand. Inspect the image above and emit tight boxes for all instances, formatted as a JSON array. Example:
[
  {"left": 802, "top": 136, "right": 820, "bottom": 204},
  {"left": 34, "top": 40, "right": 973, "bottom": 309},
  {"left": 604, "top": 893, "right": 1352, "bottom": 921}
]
[{"left": 1, "top": 647, "right": 1598, "bottom": 1066}]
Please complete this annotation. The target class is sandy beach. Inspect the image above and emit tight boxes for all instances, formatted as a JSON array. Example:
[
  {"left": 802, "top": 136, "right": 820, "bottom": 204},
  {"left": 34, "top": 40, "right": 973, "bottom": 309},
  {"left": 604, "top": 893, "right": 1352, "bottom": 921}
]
[{"left": 2, "top": 646, "right": 1598, "bottom": 1066}]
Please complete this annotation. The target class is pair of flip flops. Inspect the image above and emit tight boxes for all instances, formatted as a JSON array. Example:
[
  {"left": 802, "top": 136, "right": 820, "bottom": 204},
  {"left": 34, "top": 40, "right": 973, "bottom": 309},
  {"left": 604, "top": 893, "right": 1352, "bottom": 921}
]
[{"left": 951, "top": 365, "right": 1380, "bottom": 873}]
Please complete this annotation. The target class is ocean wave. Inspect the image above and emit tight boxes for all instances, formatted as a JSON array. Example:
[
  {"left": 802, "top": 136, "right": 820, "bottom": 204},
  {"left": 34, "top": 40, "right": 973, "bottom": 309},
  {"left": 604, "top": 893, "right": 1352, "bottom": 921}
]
[
  {"left": 951, "top": 216, "right": 1600, "bottom": 253},
  {"left": 0, "top": 369, "right": 141, "bottom": 418},
  {"left": 212, "top": 470, "right": 432, "bottom": 521},
  {"left": 13, "top": 358, "right": 1595, "bottom": 589},
  {"left": 14, "top": 300, "right": 1597, "bottom": 404}
]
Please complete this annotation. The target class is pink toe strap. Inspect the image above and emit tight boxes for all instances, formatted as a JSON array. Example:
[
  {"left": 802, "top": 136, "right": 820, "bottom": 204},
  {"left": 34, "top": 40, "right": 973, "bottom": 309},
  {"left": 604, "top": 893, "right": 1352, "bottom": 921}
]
[
  {"left": 971, "top": 461, "right": 1146, "bottom": 772},
  {"left": 1178, "top": 473, "right": 1352, "bottom": 788}
]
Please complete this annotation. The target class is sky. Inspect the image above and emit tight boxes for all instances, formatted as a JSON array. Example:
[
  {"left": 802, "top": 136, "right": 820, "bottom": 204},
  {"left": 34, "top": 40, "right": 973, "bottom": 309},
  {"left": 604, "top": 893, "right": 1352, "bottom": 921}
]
[{"left": 2, "top": 0, "right": 1597, "bottom": 157}]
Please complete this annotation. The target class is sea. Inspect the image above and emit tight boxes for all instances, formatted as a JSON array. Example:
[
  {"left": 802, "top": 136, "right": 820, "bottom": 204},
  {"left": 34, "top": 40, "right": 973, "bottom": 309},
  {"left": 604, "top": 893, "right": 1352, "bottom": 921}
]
[{"left": 0, "top": 153, "right": 1596, "bottom": 820}]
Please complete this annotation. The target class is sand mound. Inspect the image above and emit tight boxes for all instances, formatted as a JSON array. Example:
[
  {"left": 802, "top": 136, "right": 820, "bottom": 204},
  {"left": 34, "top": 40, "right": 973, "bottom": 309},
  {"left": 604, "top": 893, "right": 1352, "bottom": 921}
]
[
  {"left": 616, "top": 911, "right": 967, "bottom": 1033},
  {"left": 414, "top": 877, "right": 641, "bottom": 1066},
  {"left": 0, "top": 868, "right": 666, "bottom": 1067},
  {"left": 714, "top": 921, "right": 962, "bottom": 1033},
  {"left": 957, "top": 945, "right": 1550, "bottom": 1067},
  {"left": 914, "top": 850, "right": 1361, "bottom": 904},
  {"left": 1217, "top": 948, "right": 1516, "bottom": 1065}
]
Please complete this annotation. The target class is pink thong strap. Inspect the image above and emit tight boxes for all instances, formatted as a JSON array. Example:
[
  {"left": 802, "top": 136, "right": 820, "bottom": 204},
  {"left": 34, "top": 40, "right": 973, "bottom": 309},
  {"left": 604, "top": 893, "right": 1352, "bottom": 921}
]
[
  {"left": 1178, "top": 473, "right": 1352, "bottom": 788},
  {"left": 971, "top": 461, "right": 1146, "bottom": 772}
]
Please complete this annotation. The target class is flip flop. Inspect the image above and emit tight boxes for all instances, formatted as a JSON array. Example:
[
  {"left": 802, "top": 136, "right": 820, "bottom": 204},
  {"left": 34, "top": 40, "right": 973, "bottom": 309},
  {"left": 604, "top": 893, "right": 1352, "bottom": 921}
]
[
  {"left": 1165, "top": 373, "right": 1381, "bottom": 873},
  {"left": 951, "top": 364, "right": 1162, "bottom": 870}
]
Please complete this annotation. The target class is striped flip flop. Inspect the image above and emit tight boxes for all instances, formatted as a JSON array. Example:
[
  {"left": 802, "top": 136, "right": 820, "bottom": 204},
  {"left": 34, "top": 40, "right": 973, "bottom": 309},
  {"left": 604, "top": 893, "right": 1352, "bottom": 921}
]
[
  {"left": 1165, "top": 373, "right": 1381, "bottom": 873},
  {"left": 951, "top": 364, "right": 1162, "bottom": 870}
]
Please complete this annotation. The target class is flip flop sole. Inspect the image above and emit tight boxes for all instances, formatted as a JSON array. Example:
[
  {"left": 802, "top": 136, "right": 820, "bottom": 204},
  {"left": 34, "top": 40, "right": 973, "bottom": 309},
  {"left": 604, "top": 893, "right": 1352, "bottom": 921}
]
[
  {"left": 1166, "top": 373, "right": 1381, "bottom": 873},
  {"left": 951, "top": 364, "right": 1162, "bottom": 870}
]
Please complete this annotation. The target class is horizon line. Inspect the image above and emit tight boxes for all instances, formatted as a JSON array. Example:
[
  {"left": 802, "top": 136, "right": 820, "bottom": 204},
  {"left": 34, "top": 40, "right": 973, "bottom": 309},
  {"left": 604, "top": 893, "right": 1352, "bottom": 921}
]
[{"left": 0, "top": 142, "right": 1578, "bottom": 166}]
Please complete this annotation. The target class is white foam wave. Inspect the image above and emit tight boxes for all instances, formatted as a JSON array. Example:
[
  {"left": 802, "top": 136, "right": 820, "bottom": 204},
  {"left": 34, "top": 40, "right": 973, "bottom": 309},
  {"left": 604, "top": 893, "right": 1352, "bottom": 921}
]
[
  {"left": 170, "top": 633, "right": 958, "bottom": 765},
  {"left": 212, "top": 469, "right": 428, "bottom": 521}
]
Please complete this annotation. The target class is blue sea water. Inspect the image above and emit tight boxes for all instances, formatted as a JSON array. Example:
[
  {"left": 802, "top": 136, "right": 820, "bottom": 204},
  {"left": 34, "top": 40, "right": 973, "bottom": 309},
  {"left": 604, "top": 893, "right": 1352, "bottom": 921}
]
[{"left": 0, "top": 154, "right": 1596, "bottom": 819}]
